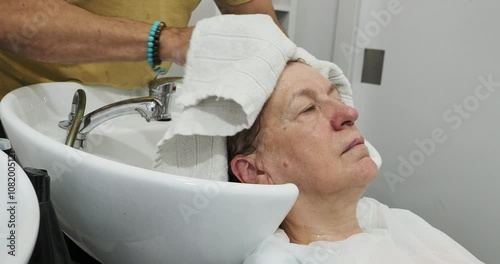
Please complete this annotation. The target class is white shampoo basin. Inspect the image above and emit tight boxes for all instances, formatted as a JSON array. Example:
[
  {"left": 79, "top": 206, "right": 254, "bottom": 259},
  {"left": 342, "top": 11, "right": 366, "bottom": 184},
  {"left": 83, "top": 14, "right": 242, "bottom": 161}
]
[{"left": 0, "top": 82, "right": 298, "bottom": 264}]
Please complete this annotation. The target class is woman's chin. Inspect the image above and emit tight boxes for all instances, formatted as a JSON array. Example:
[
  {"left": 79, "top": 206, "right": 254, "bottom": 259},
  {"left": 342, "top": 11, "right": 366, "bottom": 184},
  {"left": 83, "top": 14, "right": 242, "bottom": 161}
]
[{"left": 356, "top": 156, "right": 379, "bottom": 183}]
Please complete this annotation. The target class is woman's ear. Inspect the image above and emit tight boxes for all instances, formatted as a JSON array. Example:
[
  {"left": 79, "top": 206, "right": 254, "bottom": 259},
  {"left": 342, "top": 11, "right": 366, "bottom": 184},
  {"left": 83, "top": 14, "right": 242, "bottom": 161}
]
[{"left": 230, "top": 154, "right": 273, "bottom": 184}]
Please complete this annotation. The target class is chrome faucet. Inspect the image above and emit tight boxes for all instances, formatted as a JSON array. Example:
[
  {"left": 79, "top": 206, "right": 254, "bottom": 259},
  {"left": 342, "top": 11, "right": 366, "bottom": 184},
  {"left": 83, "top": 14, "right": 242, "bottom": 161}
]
[{"left": 58, "top": 77, "right": 180, "bottom": 149}]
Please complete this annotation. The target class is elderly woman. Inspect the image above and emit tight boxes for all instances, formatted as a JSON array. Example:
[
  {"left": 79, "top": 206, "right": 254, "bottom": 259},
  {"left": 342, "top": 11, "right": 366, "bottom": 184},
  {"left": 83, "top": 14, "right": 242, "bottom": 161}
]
[{"left": 228, "top": 62, "right": 482, "bottom": 263}]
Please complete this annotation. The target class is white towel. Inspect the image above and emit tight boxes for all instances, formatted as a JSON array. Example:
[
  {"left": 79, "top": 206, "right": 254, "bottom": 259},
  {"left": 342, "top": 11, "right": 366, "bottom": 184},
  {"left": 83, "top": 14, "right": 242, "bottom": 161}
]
[
  {"left": 153, "top": 14, "right": 381, "bottom": 180},
  {"left": 154, "top": 135, "right": 228, "bottom": 181},
  {"left": 163, "top": 14, "right": 297, "bottom": 139}
]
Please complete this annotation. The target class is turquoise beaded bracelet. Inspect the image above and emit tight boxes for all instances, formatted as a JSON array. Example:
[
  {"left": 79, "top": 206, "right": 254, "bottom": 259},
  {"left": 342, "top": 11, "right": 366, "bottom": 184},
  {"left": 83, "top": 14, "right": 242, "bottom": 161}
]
[{"left": 147, "top": 21, "right": 166, "bottom": 74}]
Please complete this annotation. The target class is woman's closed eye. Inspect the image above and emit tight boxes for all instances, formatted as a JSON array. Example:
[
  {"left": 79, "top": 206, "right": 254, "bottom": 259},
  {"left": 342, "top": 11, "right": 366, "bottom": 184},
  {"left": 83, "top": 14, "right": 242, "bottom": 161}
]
[{"left": 301, "top": 104, "right": 317, "bottom": 114}]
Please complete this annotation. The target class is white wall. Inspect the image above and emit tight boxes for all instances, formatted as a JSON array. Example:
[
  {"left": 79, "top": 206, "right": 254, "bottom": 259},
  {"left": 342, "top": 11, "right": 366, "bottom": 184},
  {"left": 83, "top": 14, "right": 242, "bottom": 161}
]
[
  {"left": 335, "top": 1, "right": 500, "bottom": 263},
  {"left": 293, "top": 0, "right": 339, "bottom": 61}
]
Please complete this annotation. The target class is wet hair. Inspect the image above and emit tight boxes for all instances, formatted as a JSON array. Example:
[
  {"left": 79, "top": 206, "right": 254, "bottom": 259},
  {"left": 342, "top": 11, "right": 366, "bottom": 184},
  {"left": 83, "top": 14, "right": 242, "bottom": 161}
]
[{"left": 227, "top": 109, "right": 266, "bottom": 182}]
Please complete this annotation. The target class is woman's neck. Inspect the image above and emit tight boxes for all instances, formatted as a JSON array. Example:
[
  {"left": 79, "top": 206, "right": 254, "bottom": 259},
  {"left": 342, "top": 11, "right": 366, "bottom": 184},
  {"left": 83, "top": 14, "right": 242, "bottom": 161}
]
[{"left": 280, "top": 195, "right": 363, "bottom": 245}]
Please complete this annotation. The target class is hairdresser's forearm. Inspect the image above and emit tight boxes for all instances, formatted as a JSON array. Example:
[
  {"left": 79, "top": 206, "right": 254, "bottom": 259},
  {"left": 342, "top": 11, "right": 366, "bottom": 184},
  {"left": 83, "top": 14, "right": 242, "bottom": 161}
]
[{"left": 0, "top": 0, "right": 191, "bottom": 64}]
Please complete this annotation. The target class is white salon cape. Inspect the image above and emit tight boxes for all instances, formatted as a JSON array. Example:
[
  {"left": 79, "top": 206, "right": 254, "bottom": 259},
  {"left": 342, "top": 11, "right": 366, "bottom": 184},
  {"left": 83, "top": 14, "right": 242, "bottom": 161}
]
[{"left": 244, "top": 198, "right": 483, "bottom": 264}]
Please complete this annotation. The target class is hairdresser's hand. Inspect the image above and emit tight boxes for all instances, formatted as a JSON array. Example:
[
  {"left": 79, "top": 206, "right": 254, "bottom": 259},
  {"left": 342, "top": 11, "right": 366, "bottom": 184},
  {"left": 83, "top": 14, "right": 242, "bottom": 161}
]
[{"left": 160, "top": 26, "right": 194, "bottom": 66}]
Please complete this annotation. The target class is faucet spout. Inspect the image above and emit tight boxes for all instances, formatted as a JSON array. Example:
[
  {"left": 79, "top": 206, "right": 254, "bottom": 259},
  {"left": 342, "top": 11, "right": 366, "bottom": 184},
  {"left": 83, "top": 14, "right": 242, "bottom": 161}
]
[
  {"left": 69, "top": 96, "right": 163, "bottom": 148},
  {"left": 80, "top": 96, "right": 163, "bottom": 133},
  {"left": 59, "top": 77, "right": 180, "bottom": 149}
]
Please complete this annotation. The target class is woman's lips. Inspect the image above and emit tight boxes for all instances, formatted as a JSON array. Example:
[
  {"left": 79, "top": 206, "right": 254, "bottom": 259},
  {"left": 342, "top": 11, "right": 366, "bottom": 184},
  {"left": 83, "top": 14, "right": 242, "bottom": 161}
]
[{"left": 343, "top": 137, "right": 365, "bottom": 154}]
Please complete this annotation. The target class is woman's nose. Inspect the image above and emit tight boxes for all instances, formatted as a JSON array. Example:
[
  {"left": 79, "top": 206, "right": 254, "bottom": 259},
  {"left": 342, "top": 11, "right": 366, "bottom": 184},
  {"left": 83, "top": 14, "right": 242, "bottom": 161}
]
[{"left": 329, "top": 101, "right": 359, "bottom": 130}]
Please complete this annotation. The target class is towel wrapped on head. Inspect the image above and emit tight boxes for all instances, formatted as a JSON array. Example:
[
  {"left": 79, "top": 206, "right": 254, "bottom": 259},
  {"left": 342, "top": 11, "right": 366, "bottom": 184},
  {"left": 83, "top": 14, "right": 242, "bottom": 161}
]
[{"left": 152, "top": 14, "right": 375, "bottom": 181}]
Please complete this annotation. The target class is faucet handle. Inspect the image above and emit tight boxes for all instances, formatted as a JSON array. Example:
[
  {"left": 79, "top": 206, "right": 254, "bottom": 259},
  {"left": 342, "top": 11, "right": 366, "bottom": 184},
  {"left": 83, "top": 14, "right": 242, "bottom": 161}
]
[
  {"left": 148, "top": 76, "right": 182, "bottom": 91},
  {"left": 148, "top": 77, "right": 181, "bottom": 121}
]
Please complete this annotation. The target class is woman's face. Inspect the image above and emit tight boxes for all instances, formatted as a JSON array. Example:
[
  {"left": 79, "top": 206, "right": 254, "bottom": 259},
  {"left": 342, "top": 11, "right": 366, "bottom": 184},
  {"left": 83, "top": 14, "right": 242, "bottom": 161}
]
[{"left": 256, "top": 62, "right": 378, "bottom": 198}]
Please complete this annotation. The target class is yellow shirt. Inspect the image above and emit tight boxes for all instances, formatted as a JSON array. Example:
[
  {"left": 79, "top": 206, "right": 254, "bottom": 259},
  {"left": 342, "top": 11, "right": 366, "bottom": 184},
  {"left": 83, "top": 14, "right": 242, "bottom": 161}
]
[{"left": 0, "top": 0, "right": 251, "bottom": 99}]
